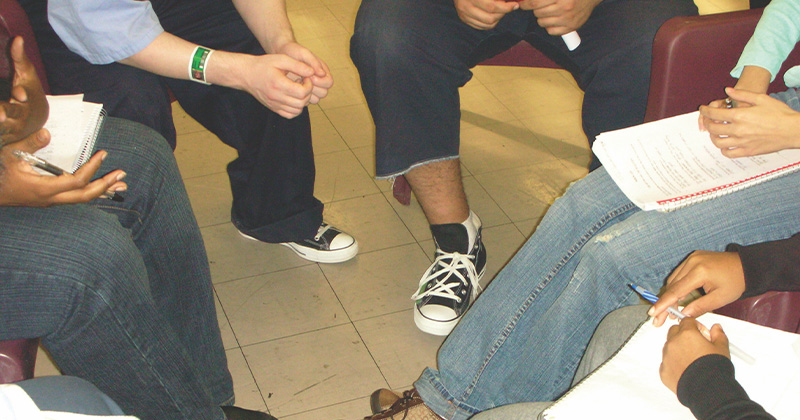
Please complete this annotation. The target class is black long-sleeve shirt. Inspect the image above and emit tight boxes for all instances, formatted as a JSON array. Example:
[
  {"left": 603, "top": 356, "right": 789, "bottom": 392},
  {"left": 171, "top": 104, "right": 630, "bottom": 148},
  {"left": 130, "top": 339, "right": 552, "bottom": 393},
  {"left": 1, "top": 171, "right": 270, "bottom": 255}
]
[{"left": 675, "top": 233, "right": 800, "bottom": 419}]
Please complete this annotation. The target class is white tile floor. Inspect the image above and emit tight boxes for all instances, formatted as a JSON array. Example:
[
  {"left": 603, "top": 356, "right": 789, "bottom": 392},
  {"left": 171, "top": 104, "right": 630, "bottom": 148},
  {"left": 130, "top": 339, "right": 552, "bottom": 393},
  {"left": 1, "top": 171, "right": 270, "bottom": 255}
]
[{"left": 34, "top": 0, "right": 750, "bottom": 418}]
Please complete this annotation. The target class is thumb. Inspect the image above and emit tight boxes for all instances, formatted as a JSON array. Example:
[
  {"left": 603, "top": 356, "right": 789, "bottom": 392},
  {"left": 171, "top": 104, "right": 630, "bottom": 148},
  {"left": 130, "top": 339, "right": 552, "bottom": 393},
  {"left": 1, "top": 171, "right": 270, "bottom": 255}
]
[
  {"left": 680, "top": 295, "right": 720, "bottom": 319},
  {"left": 17, "top": 128, "right": 51, "bottom": 153},
  {"left": 274, "top": 55, "right": 315, "bottom": 79},
  {"left": 725, "top": 87, "right": 760, "bottom": 106},
  {"left": 709, "top": 324, "right": 729, "bottom": 351}
]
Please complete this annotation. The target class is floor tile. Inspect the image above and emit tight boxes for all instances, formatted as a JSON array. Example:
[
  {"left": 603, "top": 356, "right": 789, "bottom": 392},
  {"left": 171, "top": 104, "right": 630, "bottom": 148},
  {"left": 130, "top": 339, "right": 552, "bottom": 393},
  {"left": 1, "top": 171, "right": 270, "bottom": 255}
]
[
  {"left": 314, "top": 149, "right": 381, "bottom": 203},
  {"left": 227, "top": 348, "right": 268, "bottom": 412}
]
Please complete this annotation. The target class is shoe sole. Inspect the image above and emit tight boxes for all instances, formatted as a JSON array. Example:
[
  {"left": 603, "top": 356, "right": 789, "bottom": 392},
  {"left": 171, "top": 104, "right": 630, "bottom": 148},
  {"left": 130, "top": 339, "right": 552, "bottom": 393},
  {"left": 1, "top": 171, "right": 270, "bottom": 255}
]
[
  {"left": 413, "top": 265, "right": 486, "bottom": 336},
  {"left": 238, "top": 231, "right": 358, "bottom": 264}
]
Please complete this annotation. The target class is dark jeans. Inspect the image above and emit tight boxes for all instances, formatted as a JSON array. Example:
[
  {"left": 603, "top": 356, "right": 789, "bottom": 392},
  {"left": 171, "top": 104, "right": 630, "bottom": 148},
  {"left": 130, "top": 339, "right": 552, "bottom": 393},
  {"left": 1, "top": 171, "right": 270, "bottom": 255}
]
[
  {"left": 350, "top": 0, "right": 698, "bottom": 176},
  {"left": 0, "top": 119, "right": 232, "bottom": 420},
  {"left": 19, "top": 0, "right": 323, "bottom": 243}
]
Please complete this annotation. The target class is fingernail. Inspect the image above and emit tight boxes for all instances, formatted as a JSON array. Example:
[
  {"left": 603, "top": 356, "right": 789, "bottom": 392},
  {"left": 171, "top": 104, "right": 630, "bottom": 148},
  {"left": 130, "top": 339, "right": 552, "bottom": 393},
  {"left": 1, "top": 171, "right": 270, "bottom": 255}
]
[
  {"left": 116, "top": 172, "right": 127, "bottom": 181},
  {"left": 647, "top": 307, "right": 654, "bottom": 316}
]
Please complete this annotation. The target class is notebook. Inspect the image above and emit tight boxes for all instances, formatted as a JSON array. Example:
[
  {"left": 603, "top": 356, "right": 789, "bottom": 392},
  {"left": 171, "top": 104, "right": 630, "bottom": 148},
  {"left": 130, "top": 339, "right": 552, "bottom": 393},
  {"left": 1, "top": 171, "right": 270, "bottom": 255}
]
[
  {"left": 542, "top": 312, "right": 800, "bottom": 420},
  {"left": 34, "top": 94, "right": 106, "bottom": 174},
  {"left": 592, "top": 111, "right": 800, "bottom": 212}
]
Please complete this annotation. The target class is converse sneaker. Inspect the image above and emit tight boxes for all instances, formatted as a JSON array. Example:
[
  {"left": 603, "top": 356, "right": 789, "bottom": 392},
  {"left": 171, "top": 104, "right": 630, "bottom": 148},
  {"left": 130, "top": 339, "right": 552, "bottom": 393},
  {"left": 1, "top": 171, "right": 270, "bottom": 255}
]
[
  {"left": 238, "top": 222, "right": 358, "bottom": 263},
  {"left": 411, "top": 212, "right": 486, "bottom": 336},
  {"left": 363, "top": 389, "right": 442, "bottom": 420}
]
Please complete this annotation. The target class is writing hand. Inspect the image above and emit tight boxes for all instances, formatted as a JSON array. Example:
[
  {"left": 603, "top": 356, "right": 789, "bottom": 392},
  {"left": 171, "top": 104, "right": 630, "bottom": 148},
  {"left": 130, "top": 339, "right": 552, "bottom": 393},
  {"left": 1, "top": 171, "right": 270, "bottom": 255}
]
[
  {"left": 0, "top": 129, "right": 127, "bottom": 207},
  {"left": 454, "top": 0, "right": 519, "bottom": 30},
  {"left": 0, "top": 37, "right": 48, "bottom": 145},
  {"left": 660, "top": 318, "right": 729, "bottom": 393},
  {"left": 650, "top": 251, "right": 745, "bottom": 327},
  {"left": 275, "top": 42, "right": 334, "bottom": 104},
  {"left": 699, "top": 87, "right": 800, "bottom": 158},
  {"left": 520, "top": 0, "right": 600, "bottom": 35}
]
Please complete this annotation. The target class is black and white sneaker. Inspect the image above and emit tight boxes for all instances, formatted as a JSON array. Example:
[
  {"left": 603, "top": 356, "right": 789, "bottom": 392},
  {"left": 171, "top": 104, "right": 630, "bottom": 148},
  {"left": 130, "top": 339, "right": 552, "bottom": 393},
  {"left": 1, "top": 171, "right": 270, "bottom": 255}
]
[
  {"left": 239, "top": 222, "right": 358, "bottom": 263},
  {"left": 411, "top": 212, "right": 486, "bottom": 336}
]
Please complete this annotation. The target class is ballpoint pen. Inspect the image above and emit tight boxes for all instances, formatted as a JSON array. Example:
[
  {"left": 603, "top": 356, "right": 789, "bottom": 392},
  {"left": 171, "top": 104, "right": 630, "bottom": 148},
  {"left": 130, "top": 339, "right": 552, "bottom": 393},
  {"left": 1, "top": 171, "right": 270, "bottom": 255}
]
[
  {"left": 12, "top": 149, "right": 125, "bottom": 202},
  {"left": 629, "top": 283, "right": 756, "bottom": 365}
]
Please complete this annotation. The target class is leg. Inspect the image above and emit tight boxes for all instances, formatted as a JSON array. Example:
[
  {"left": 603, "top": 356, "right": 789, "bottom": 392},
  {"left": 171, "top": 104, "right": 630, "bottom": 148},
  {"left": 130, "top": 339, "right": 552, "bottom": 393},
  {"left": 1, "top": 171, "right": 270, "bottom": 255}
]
[
  {"left": 0, "top": 119, "right": 230, "bottom": 420},
  {"left": 413, "top": 167, "right": 800, "bottom": 420},
  {"left": 405, "top": 159, "right": 469, "bottom": 225}
]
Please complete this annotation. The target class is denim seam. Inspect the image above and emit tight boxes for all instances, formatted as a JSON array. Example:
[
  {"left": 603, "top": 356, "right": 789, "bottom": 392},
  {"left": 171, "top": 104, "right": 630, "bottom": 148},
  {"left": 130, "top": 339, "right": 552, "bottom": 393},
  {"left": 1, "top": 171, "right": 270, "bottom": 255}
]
[{"left": 453, "top": 201, "right": 638, "bottom": 411}]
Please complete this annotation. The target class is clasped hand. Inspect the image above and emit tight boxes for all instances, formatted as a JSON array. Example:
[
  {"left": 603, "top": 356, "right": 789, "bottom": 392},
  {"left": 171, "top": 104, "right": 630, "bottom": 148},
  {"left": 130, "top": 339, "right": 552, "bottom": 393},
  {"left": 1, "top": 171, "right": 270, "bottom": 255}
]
[
  {"left": 241, "top": 42, "right": 333, "bottom": 119},
  {"left": 454, "top": 0, "right": 598, "bottom": 33}
]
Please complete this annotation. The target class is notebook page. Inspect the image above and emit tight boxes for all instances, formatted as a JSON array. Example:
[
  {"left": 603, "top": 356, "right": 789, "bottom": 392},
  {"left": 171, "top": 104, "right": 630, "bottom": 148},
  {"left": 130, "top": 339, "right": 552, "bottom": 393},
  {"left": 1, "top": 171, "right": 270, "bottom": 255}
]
[
  {"left": 35, "top": 94, "right": 85, "bottom": 172},
  {"left": 593, "top": 112, "right": 800, "bottom": 211},
  {"left": 543, "top": 312, "right": 800, "bottom": 420}
]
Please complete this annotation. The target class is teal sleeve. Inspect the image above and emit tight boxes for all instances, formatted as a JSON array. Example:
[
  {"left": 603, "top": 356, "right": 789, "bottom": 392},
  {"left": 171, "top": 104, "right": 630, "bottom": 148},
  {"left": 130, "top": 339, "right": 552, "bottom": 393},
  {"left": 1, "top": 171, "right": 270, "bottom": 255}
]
[{"left": 730, "top": 0, "right": 800, "bottom": 83}]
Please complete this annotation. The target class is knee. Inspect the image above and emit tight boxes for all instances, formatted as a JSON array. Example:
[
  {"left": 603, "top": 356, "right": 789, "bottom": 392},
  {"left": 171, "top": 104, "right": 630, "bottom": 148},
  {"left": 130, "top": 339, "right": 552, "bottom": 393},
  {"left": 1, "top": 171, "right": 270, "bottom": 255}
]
[{"left": 350, "top": 0, "right": 420, "bottom": 69}]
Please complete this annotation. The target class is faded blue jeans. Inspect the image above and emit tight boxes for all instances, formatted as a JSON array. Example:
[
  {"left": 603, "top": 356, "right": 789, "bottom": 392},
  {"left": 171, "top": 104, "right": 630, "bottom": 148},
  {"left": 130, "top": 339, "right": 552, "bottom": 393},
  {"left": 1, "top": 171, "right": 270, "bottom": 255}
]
[
  {"left": 0, "top": 118, "right": 232, "bottom": 420},
  {"left": 415, "top": 89, "right": 800, "bottom": 420}
]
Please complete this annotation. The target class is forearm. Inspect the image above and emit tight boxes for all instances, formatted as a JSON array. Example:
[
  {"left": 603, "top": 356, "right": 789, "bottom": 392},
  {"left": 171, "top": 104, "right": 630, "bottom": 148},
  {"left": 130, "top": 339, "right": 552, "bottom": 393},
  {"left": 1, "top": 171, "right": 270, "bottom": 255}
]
[
  {"left": 734, "top": 66, "right": 772, "bottom": 94},
  {"left": 727, "top": 233, "right": 800, "bottom": 298},
  {"left": 231, "top": 0, "right": 295, "bottom": 53}
]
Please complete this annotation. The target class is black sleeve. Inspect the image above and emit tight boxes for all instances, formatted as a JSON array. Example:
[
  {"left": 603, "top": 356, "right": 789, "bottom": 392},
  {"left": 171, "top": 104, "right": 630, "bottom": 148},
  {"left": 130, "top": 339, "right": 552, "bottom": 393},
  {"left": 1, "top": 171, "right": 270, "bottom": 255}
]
[
  {"left": 726, "top": 232, "right": 800, "bottom": 298},
  {"left": 676, "top": 354, "right": 775, "bottom": 420}
]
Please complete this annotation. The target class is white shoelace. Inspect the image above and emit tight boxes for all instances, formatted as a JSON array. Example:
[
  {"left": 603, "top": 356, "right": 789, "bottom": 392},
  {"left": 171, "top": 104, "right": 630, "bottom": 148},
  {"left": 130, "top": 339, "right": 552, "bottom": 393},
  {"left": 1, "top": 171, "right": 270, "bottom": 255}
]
[
  {"left": 314, "top": 223, "right": 331, "bottom": 241},
  {"left": 411, "top": 249, "right": 482, "bottom": 303}
]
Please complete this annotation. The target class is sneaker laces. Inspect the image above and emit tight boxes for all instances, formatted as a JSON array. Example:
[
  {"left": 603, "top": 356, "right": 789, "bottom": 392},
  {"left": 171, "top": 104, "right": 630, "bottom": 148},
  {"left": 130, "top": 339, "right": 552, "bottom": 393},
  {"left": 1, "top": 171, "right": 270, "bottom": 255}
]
[
  {"left": 314, "top": 223, "right": 331, "bottom": 241},
  {"left": 411, "top": 249, "right": 483, "bottom": 303}
]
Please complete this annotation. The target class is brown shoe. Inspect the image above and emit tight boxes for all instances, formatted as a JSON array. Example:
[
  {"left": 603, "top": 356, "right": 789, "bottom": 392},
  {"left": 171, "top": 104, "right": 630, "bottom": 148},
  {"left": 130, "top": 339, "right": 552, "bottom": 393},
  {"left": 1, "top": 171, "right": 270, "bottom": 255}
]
[
  {"left": 364, "top": 389, "right": 442, "bottom": 420},
  {"left": 370, "top": 388, "right": 402, "bottom": 413}
]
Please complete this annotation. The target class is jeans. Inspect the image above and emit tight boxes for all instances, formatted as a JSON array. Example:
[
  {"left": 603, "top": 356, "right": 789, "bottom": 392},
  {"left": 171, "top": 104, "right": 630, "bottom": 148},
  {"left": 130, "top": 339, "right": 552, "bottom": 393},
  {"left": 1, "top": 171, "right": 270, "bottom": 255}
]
[
  {"left": 18, "top": 0, "right": 323, "bottom": 243},
  {"left": 414, "top": 163, "right": 800, "bottom": 419},
  {"left": 350, "top": 0, "right": 698, "bottom": 177},
  {"left": 0, "top": 118, "right": 232, "bottom": 420}
]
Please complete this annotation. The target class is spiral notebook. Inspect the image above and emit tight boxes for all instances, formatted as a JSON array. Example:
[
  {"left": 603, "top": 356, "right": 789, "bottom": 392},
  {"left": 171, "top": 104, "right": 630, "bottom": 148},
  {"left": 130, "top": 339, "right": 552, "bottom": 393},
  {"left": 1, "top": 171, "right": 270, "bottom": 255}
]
[
  {"left": 592, "top": 111, "right": 800, "bottom": 212},
  {"left": 35, "top": 94, "right": 106, "bottom": 174},
  {"left": 542, "top": 312, "right": 800, "bottom": 420}
]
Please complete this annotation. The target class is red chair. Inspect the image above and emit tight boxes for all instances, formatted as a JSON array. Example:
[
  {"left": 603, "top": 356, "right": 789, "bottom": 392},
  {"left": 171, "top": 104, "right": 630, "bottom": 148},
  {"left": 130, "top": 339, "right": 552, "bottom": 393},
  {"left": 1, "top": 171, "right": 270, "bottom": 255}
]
[{"left": 0, "top": 0, "right": 49, "bottom": 384}]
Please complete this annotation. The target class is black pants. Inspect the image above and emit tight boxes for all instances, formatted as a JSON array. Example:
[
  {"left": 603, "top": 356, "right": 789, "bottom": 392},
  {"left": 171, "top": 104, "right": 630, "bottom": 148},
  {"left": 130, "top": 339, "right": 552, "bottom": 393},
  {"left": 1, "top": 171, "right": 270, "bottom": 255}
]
[
  {"left": 19, "top": 0, "right": 323, "bottom": 243},
  {"left": 351, "top": 0, "right": 698, "bottom": 175}
]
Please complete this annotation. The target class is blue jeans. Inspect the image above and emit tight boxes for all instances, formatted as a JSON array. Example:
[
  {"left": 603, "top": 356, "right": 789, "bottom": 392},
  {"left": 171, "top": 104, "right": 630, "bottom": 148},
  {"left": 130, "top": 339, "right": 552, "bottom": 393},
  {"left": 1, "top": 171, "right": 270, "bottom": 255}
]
[
  {"left": 0, "top": 118, "right": 232, "bottom": 420},
  {"left": 18, "top": 0, "right": 323, "bottom": 243},
  {"left": 351, "top": 0, "right": 698, "bottom": 176},
  {"left": 415, "top": 137, "right": 800, "bottom": 418}
]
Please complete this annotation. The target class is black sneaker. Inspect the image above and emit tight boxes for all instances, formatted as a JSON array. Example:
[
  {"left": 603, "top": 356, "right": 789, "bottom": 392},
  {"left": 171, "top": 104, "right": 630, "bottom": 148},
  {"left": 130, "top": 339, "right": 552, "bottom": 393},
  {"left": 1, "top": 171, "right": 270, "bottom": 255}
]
[
  {"left": 411, "top": 213, "right": 486, "bottom": 336},
  {"left": 239, "top": 222, "right": 358, "bottom": 263}
]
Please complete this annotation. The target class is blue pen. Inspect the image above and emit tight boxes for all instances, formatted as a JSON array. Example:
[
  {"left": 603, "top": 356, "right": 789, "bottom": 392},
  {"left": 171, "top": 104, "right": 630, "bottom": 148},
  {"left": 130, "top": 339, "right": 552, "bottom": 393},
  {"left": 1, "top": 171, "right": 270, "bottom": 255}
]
[{"left": 629, "top": 283, "right": 755, "bottom": 364}]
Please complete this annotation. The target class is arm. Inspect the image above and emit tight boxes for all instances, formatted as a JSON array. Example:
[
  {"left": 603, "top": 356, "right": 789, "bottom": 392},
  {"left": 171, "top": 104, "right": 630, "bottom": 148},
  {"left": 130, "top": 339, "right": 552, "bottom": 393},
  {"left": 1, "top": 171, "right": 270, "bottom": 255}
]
[
  {"left": 0, "top": 37, "right": 126, "bottom": 207},
  {"left": 453, "top": 0, "right": 520, "bottom": 30}
]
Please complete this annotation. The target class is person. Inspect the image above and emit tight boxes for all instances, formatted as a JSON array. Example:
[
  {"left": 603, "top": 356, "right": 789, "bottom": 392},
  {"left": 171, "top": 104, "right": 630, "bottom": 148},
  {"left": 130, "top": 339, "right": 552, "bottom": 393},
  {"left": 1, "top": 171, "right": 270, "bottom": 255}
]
[
  {"left": 2, "top": 376, "right": 136, "bottom": 419},
  {"left": 15, "top": 0, "right": 358, "bottom": 264},
  {"left": 0, "top": 36, "right": 275, "bottom": 420},
  {"left": 350, "top": 0, "right": 699, "bottom": 335},
  {"left": 358, "top": 0, "right": 800, "bottom": 416}
]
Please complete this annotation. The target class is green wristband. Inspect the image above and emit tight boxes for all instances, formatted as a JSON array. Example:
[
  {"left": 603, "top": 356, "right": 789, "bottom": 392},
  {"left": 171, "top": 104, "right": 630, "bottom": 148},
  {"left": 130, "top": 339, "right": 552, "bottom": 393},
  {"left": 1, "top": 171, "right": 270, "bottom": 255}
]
[{"left": 189, "top": 46, "right": 213, "bottom": 85}]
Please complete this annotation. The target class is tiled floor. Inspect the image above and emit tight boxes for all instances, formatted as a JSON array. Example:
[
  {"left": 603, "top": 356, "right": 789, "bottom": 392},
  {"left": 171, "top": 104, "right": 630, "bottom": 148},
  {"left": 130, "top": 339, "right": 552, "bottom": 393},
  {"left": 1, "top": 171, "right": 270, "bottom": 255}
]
[{"left": 34, "top": 0, "right": 750, "bottom": 418}]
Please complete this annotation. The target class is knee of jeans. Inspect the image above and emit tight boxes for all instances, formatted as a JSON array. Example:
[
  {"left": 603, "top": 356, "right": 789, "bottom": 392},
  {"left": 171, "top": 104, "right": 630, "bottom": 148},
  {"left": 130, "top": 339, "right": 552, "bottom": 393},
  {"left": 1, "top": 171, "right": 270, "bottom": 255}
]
[{"left": 351, "top": 3, "right": 418, "bottom": 70}]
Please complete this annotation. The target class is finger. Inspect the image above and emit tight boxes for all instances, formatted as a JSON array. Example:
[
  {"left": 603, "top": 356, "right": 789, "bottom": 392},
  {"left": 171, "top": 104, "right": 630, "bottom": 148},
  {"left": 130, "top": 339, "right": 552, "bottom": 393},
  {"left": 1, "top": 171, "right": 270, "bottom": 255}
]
[
  {"left": 274, "top": 55, "right": 315, "bottom": 79},
  {"left": 681, "top": 295, "right": 723, "bottom": 319},
  {"left": 709, "top": 324, "right": 729, "bottom": 349},
  {"left": 50, "top": 171, "right": 127, "bottom": 205},
  {"left": 71, "top": 150, "right": 108, "bottom": 181},
  {"left": 666, "top": 324, "right": 680, "bottom": 341},
  {"left": 725, "top": 87, "right": 761, "bottom": 107},
  {"left": 15, "top": 128, "right": 51, "bottom": 153}
]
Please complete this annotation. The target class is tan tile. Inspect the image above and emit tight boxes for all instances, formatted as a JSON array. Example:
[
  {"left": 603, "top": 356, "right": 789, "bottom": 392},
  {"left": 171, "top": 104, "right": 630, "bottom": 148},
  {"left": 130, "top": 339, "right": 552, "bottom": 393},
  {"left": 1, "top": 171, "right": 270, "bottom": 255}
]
[
  {"left": 462, "top": 177, "right": 512, "bottom": 228},
  {"left": 477, "top": 222, "right": 528, "bottom": 287},
  {"left": 314, "top": 149, "right": 381, "bottom": 203},
  {"left": 184, "top": 172, "right": 233, "bottom": 228},
  {"left": 216, "top": 265, "right": 347, "bottom": 346},
  {"left": 460, "top": 118, "right": 557, "bottom": 176},
  {"left": 202, "top": 223, "right": 310, "bottom": 284},
  {"left": 282, "top": 397, "right": 371, "bottom": 420},
  {"left": 243, "top": 324, "right": 385, "bottom": 417},
  {"left": 483, "top": 71, "right": 583, "bottom": 121},
  {"left": 318, "top": 67, "right": 367, "bottom": 110},
  {"left": 520, "top": 110, "right": 589, "bottom": 161},
  {"left": 351, "top": 145, "right": 382, "bottom": 181},
  {"left": 34, "top": 346, "right": 61, "bottom": 377},
  {"left": 300, "top": 34, "right": 357, "bottom": 72},
  {"left": 286, "top": 0, "right": 327, "bottom": 12},
  {"left": 216, "top": 292, "right": 239, "bottom": 350},
  {"left": 319, "top": 194, "right": 416, "bottom": 254},
  {"left": 172, "top": 102, "right": 206, "bottom": 135},
  {"left": 289, "top": 7, "right": 351, "bottom": 44},
  {"left": 321, "top": 243, "right": 431, "bottom": 321},
  {"left": 174, "top": 130, "right": 237, "bottom": 180},
  {"left": 459, "top": 82, "right": 515, "bottom": 125},
  {"left": 324, "top": 102, "right": 375, "bottom": 149},
  {"left": 514, "top": 217, "right": 545, "bottom": 238},
  {"left": 355, "top": 311, "right": 445, "bottom": 389},
  {"left": 310, "top": 107, "right": 349, "bottom": 155},
  {"left": 227, "top": 348, "right": 268, "bottom": 412}
]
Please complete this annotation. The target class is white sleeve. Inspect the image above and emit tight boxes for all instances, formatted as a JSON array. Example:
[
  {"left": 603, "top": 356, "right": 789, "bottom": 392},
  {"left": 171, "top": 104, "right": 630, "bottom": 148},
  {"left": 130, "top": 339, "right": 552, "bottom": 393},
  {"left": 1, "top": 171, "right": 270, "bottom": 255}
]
[{"left": 47, "top": 0, "right": 165, "bottom": 64}]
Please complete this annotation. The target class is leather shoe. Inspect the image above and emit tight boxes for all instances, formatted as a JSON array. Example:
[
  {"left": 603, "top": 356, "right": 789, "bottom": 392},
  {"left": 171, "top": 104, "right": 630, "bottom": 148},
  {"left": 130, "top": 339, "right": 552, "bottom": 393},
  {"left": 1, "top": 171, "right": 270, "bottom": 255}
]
[{"left": 221, "top": 406, "right": 277, "bottom": 420}]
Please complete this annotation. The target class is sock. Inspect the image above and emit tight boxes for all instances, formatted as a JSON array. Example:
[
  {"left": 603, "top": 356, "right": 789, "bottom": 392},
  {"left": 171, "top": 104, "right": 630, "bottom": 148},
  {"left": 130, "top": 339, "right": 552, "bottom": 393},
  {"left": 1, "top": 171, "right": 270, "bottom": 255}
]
[{"left": 429, "top": 211, "right": 481, "bottom": 254}]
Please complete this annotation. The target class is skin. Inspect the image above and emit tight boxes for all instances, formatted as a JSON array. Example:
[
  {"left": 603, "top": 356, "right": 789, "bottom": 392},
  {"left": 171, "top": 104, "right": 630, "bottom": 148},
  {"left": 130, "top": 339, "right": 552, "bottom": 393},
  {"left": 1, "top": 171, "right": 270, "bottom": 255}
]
[
  {"left": 454, "top": 0, "right": 601, "bottom": 32},
  {"left": 119, "top": 0, "right": 332, "bottom": 120},
  {"left": 660, "top": 318, "right": 730, "bottom": 393},
  {"left": 0, "top": 37, "right": 126, "bottom": 207}
]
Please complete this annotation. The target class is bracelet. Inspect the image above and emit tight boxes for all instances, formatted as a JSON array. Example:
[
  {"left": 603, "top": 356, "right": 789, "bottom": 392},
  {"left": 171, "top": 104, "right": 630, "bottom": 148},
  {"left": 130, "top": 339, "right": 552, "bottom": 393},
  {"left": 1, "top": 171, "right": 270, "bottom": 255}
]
[{"left": 188, "top": 46, "right": 214, "bottom": 85}]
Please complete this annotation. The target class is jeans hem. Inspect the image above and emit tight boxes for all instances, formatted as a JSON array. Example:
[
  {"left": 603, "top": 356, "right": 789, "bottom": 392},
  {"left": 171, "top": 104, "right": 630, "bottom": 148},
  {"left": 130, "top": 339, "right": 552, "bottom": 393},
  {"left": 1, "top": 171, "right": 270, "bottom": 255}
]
[{"left": 376, "top": 155, "right": 460, "bottom": 180}]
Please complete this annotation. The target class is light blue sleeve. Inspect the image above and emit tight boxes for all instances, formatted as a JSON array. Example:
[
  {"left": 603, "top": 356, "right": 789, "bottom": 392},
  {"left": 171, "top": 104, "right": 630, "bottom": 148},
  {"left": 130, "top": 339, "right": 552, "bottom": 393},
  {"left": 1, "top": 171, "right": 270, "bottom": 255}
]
[
  {"left": 48, "top": 0, "right": 164, "bottom": 65},
  {"left": 730, "top": 0, "right": 800, "bottom": 85}
]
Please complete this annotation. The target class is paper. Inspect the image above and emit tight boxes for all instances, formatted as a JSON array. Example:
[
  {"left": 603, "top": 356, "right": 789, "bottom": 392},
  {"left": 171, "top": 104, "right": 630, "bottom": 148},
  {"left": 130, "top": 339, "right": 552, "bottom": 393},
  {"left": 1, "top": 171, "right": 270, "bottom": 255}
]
[
  {"left": 593, "top": 112, "right": 800, "bottom": 211},
  {"left": 35, "top": 94, "right": 104, "bottom": 174}
]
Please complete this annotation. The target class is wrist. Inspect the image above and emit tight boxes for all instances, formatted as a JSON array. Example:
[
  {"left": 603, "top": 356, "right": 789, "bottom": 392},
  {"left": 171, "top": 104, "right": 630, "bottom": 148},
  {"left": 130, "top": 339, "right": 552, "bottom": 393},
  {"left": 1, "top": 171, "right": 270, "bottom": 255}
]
[
  {"left": 734, "top": 66, "right": 771, "bottom": 94},
  {"left": 188, "top": 46, "right": 214, "bottom": 85}
]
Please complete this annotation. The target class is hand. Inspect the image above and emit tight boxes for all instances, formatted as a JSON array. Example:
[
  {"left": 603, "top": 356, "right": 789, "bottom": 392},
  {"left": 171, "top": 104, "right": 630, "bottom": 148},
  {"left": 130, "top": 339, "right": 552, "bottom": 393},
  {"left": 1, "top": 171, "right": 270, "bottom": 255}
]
[
  {"left": 0, "top": 37, "right": 48, "bottom": 145},
  {"left": 519, "top": 0, "right": 601, "bottom": 35},
  {"left": 454, "top": 0, "right": 520, "bottom": 30},
  {"left": 275, "top": 42, "right": 333, "bottom": 104},
  {"left": 230, "top": 52, "right": 317, "bottom": 119},
  {"left": 650, "top": 251, "right": 745, "bottom": 327},
  {"left": 660, "top": 318, "right": 729, "bottom": 393},
  {"left": 0, "top": 129, "right": 127, "bottom": 207},
  {"left": 698, "top": 87, "right": 800, "bottom": 158}
]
